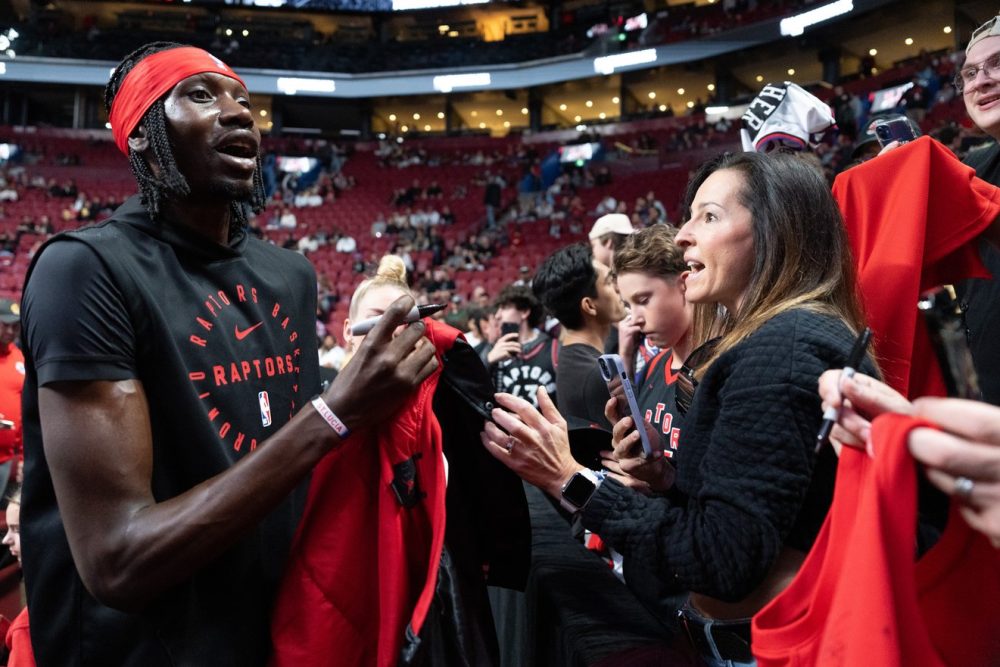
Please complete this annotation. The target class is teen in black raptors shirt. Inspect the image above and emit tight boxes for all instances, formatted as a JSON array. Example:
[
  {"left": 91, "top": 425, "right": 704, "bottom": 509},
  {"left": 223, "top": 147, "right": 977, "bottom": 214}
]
[
  {"left": 605, "top": 225, "right": 694, "bottom": 493},
  {"left": 488, "top": 284, "right": 557, "bottom": 409},
  {"left": 19, "top": 43, "right": 436, "bottom": 666}
]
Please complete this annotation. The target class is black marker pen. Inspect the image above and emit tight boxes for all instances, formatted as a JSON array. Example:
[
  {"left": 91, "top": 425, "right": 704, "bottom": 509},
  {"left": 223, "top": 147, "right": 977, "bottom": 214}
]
[
  {"left": 350, "top": 303, "right": 446, "bottom": 336},
  {"left": 816, "top": 327, "right": 872, "bottom": 453}
]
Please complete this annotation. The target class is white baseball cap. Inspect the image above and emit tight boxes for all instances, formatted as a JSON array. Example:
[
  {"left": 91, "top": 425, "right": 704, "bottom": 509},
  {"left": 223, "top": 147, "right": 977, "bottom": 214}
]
[
  {"left": 589, "top": 213, "right": 635, "bottom": 240},
  {"left": 967, "top": 15, "right": 1000, "bottom": 54}
]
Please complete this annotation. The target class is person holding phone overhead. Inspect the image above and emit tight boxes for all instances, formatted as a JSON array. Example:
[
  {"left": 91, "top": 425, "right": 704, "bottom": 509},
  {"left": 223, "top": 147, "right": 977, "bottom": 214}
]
[
  {"left": 480, "top": 151, "right": 874, "bottom": 666},
  {"left": 487, "top": 284, "right": 558, "bottom": 409}
]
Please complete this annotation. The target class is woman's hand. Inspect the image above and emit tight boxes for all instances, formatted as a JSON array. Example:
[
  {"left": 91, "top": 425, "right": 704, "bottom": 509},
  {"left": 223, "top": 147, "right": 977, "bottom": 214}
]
[
  {"left": 909, "top": 398, "right": 1000, "bottom": 548},
  {"left": 600, "top": 396, "right": 674, "bottom": 494},
  {"left": 480, "top": 387, "right": 583, "bottom": 498},
  {"left": 818, "top": 370, "right": 912, "bottom": 454}
]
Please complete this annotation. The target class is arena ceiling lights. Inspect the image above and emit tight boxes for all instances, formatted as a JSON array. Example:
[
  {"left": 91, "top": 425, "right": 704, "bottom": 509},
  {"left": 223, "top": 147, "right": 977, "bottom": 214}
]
[
  {"left": 392, "top": 0, "right": 488, "bottom": 9},
  {"left": 779, "top": 0, "right": 854, "bottom": 37},
  {"left": 593, "top": 49, "right": 657, "bottom": 76},
  {"left": 432, "top": 72, "right": 491, "bottom": 93},
  {"left": 276, "top": 77, "right": 336, "bottom": 95}
]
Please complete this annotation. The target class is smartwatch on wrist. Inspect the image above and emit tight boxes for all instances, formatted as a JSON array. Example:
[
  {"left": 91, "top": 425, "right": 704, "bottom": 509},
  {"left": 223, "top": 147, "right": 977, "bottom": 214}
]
[{"left": 559, "top": 469, "right": 606, "bottom": 514}]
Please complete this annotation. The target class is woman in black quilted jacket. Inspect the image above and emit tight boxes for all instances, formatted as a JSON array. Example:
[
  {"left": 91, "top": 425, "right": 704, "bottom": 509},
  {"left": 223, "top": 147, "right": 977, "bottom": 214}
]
[{"left": 481, "top": 151, "right": 873, "bottom": 667}]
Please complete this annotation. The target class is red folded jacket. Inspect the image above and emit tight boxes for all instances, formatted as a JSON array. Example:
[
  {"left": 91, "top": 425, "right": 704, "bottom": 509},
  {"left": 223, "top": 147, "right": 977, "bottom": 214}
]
[{"left": 270, "top": 320, "right": 461, "bottom": 667}]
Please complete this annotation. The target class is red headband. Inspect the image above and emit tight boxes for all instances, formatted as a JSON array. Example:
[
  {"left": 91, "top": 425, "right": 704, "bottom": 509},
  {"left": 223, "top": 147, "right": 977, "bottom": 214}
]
[{"left": 109, "top": 46, "right": 247, "bottom": 155}]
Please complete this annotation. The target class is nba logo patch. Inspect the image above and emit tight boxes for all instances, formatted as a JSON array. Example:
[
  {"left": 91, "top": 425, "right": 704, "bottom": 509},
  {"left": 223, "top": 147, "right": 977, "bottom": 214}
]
[{"left": 258, "top": 391, "right": 272, "bottom": 427}]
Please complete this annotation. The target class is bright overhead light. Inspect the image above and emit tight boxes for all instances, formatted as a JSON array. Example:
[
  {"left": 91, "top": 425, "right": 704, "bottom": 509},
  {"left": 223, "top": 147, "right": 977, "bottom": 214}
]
[
  {"left": 437, "top": 111, "right": 445, "bottom": 119},
  {"left": 559, "top": 103, "right": 567, "bottom": 111},
  {"left": 677, "top": 87, "right": 685, "bottom": 95},
  {"left": 612, "top": 96, "right": 620, "bottom": 104},
  {"left": 496, "top": 109, "right": 503, "bottom": 116},
  {"left": 448, "top": 30, "right": 459, "bottom": 37},
  {"left": 393, "top": 0, "right": 488, "bottom": 9},
  {"left": 521, "top": 107, "right": 528, "bottom": 114},
  {"left": 686, "top": 101, "right": 695, "bottom": 108},
  {"left": 389, "top": 113, "right": 397, "bottom": 121},
  {"left": 432, "top": 72, "right": 491, "bottom": 93},
  {"left": 585, "top": 100, "right": 593, "bottom": 107},
  {"left": 647, "top": 91, "right": 656, "bottom": 99},
  {"left": 276, "top": 77, "right": 336, "bottom": 95},
  {"left": 479, "top": 122, "right": 486, "bottom": 128},
  {"left": 779, "top": 0, "right": 853, "bottom": 37},
  {"left": 593, "top": 48, "right": 657, "bottom": 75},
  {"left": 424, "top": 124, "right": 431, "bottom": 131},
  {"left": 401, "top": 125, "right": 409, "bottom": 132},
  {"left": 904, "top": 37, "right": 913, "bottom": 45},
  {"left": 378, "top": 133, "right": 386, "bottom": 139},
  {"left": 413, "top": 112, "right": 420, "bottom": 120},
  {"left": 756, "top": 75, "right": 764, "bottom": 82},
  {"left": 471, "top": 110, "right": 478, "bottom": 117},
  {"left": 574, "top": 115, "right": 582, "bottom": 122},
  {"left": 707, "top": 83, "right": 715, "bottom": 91},
  {"left": 705, "top": 105, "right": 729, "bottom": 114},
  {"left": 439, "top": 25, "right": 449, "bottom": 32},
  {"left": 869, "top": 48, "right": 877, "bottom": 56},
  {"left": 503, "top": 121, "right": 510, "bottom": 128},
  {"left": 598, "top": 112, "right": 606, "bottom": 119},
  {"left": 242, "top": 29, "right": 249, "bottom": 37},
  {"left": 259, "top": 109, "right": 267, "bottom": 117},
  {"left": 787, "top": 68, "right": 795, "bottom": 75},
  {"left": 658, "top": 104, "right": 666, "bottom": 111},
  {"left": 105, "top": 121, "right": 112, "bottom": 129},
  {"left": 225, "top": 28, "right": 233, "bottom": 36},
  {"left": 944, "top": 26, "right": 952, "bottom": 34}
]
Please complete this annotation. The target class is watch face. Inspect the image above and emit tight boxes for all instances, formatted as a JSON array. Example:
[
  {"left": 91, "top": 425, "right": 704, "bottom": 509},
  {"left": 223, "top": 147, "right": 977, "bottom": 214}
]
[{"left": 562, "top": 472, "right": 597, "bottom": 509}]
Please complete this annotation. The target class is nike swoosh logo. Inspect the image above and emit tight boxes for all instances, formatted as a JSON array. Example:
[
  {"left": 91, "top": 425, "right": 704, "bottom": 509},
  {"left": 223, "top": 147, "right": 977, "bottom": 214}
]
[{"left": 234, "top": 322, "right": 264, "bottom": 341}]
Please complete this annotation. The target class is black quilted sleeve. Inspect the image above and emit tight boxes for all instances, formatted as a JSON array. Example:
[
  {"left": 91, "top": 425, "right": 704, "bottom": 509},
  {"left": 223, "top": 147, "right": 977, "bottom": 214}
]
[{"left": 582, "top": 310, "right": 852, "bottom": 601}]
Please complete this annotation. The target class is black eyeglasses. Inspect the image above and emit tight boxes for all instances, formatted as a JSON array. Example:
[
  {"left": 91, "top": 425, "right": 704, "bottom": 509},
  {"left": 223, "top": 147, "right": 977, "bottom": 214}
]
[
  {"left": 955, "top": 51, "right": 1000, "bottom": 93},
  {"left": 675, "top": 337, "right": 720, "bottom": 416}
]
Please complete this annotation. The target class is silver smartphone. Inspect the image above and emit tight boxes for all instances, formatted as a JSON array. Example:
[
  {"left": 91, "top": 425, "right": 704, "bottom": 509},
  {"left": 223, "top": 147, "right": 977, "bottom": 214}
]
[{"left": 598, "top": 354, "right": 654, "bottom": 458}]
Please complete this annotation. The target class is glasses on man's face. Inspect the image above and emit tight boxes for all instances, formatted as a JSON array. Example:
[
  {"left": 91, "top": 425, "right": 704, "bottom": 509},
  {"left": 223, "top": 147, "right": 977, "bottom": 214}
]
[
  {"left": 674, "top": 337, "right": 720, "bottom": 417},
  {"left": 955, "top": 51, "right": 1000, "bottom": 92}
]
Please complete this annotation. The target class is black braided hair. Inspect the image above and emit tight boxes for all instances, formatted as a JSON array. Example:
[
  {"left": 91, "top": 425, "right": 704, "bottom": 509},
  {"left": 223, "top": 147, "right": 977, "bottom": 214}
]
[{"left": 105, "top": 42, "right": 266, "bottom": 231}]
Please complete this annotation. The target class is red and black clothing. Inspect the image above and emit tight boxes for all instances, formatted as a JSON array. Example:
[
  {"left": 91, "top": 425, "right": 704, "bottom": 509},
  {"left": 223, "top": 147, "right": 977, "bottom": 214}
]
[
  {"left": 20, "top": 196, "right": 319, "bottom": 666},
  {"left": 635, "top": 348, "right": 682, "bottom": 459}
]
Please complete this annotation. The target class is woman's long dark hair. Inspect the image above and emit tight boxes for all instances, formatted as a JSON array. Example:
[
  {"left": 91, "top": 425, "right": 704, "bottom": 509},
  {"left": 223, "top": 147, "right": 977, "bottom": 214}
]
[{"left": 681, "top": 151, "right": 866, "bottom": 369}]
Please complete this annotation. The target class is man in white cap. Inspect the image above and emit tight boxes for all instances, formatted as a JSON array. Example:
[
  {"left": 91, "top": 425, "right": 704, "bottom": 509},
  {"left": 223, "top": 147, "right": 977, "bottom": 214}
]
[
  {"left": 955, "top": 16, "right": 1000, "bottom": 405},
  {"left": 588, "top": 213, "right": 635, "bottom": 268},
  {"left": 588, "top": 213, "right": 640, "bottom": 358}
]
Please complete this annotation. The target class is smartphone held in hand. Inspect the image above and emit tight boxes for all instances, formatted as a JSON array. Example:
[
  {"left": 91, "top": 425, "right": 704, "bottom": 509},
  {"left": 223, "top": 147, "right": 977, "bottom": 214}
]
[{"left": 598, "top": 354, "right": 655, "bottom": 458}]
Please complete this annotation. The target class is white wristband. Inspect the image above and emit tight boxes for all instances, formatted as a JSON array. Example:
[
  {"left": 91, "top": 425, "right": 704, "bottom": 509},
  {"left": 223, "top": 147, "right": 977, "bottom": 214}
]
[{"left": 311, "top": 397, "right": 350, "bottom": 439}]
